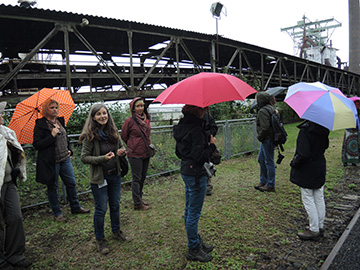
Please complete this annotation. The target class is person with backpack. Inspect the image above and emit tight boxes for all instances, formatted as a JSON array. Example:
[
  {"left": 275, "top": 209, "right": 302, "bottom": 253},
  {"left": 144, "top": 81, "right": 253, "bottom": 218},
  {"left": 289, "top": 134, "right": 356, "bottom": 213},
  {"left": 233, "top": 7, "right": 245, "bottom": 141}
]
[{"left": 254, "top": 92, "right": 276, "bottom": 192}]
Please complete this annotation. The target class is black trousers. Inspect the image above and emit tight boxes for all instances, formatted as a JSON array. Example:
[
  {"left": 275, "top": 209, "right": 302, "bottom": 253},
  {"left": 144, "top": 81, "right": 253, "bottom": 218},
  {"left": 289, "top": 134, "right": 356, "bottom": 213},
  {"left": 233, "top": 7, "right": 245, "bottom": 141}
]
[
  {"left": 128, "top": 157, "right": 150, "bottom": 206},
  {"left": 0, "top": 181, "right": 26, "bottom": 266}
]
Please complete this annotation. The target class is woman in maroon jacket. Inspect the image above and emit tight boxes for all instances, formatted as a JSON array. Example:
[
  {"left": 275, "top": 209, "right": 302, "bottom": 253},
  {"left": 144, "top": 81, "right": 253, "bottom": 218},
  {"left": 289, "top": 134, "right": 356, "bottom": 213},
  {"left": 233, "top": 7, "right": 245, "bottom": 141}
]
[{"left": 121, "top": 97, "right": 152, "bottom": 210}]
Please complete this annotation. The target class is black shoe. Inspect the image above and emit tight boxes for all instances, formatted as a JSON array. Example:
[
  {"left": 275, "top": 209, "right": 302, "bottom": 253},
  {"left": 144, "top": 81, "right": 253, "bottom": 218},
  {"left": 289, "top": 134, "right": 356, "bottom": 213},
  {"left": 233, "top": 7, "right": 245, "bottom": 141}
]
[
  {"left": 199, "top": 235, "right": 213, "bottom": 253},
  {"left": 254, "top": 184, "right": 265, "bottom": 191},
  {"left": 258, "top": 186, "right": 275, "bottom": 192},
  {"left": 186, "top": 244, "right": 213, "bottom": 262},
  {"left": 12, "top": 258, "right": 32, "bottom": 268},
  {"left": 206, "top": 190, "right": 212, "bottom": 196}
]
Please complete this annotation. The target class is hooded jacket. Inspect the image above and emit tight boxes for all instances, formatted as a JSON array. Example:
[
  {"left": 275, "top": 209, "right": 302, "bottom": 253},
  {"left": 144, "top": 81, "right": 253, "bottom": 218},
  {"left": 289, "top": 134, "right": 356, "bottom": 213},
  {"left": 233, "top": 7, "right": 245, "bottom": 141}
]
[
  {"left": 256, "top": 92, "right": 274, "bottom": 142},
  {"left": 290, "top": 121, "right": 330, "bottom": 189},
  {"left": 121, "top": 97, "right": 151, "bottom": 158},
  {"left": 173, "top": 113, "right": 216, "bottom": 177}
]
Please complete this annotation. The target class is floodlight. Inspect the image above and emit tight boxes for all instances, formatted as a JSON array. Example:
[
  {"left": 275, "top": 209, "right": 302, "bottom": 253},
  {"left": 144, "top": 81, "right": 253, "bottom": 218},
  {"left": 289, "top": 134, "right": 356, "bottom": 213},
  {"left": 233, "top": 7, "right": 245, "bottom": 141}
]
[{"left": 210, "top": 2, "right": 223, "bottom": 18}]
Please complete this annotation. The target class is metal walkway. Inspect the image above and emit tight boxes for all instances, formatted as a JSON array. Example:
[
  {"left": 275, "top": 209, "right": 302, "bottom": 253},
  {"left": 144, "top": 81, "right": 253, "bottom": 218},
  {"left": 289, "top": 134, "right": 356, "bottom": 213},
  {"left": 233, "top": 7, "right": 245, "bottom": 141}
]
[{"left": 1, "top": 4, "right": 359, "bottom": 105}]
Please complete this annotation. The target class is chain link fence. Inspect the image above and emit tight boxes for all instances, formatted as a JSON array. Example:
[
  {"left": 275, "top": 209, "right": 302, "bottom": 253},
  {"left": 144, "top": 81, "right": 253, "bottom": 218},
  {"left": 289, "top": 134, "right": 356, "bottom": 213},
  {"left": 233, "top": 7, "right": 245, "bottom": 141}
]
[{"left": 19, "top": 118, "right": 258, "bottom": 209}]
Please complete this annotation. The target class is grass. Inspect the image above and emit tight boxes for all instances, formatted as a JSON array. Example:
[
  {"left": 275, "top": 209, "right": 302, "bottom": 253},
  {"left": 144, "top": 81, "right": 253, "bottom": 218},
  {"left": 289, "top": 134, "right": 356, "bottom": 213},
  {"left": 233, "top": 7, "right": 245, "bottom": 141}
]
[{"left": 22, "top": 122, "right": 352, "bottom": 269}]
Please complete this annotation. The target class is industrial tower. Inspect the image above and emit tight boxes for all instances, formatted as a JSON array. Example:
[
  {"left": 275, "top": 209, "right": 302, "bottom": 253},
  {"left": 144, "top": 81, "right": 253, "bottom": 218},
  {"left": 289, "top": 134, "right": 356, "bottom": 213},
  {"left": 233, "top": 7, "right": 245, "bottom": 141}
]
[{"left": 281, "top": 15, "right": 342, "bottom": 68}]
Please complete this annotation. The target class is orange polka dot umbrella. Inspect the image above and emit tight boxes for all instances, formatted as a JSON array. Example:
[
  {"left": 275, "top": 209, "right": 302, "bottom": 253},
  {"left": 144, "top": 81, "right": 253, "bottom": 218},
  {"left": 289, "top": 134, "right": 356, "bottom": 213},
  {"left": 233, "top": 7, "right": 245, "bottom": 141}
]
[{"left": 8, "top": 88, "right": 75, "bottom": 144}]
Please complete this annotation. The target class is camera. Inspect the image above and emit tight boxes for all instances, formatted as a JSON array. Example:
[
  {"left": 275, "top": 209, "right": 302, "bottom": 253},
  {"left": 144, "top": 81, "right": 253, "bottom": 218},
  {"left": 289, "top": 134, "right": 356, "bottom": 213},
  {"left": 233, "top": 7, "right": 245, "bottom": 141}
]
[
  {"left": 276, "top": 153, "right": 285, "bottom": 164},
  {"left": 204, "top": 162, "right": 216, "bottom": 178}
]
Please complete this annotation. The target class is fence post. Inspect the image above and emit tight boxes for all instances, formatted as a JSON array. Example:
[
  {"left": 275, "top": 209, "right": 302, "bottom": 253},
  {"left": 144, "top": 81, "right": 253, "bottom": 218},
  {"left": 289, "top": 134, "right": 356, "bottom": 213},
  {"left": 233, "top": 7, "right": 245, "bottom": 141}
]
[
  {"left": 252, "top": 120, "right": 258, "bottom": 152},
  {"left": 224, "top": 120, "right": 231, "bottom": 160}
]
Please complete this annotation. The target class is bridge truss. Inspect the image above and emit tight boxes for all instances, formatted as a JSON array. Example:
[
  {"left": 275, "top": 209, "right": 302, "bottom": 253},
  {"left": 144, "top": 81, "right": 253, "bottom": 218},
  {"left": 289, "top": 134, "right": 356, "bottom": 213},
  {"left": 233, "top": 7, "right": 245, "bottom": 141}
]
[{"left": 0, "top": 4, "right": 359, "bottom": 106}]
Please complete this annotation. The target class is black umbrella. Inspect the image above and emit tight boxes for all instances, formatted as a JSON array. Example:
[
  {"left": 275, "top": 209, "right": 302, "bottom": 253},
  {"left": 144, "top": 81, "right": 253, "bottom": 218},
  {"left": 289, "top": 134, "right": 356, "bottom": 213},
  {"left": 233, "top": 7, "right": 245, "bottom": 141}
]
[{"left": 250, "top": 87, "right": 287, "bottom": 112}]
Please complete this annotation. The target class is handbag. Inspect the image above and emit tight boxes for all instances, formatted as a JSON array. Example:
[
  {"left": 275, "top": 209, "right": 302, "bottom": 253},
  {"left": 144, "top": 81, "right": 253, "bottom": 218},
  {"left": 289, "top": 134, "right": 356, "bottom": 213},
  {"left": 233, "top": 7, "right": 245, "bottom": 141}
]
[
  {"left": 119, "top": 155, "right": 129, "bottom": 177},
  {"left": 133, "top": 117, "right": 156, "bottom": 158}
]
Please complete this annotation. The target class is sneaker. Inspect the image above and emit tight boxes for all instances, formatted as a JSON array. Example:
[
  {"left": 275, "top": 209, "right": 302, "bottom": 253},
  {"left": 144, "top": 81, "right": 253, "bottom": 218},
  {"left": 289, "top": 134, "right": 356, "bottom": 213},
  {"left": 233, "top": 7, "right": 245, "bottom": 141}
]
[
  {"left": 134, "top": 203, "right": 151, "bottom": 211},
  {"left": 320, "top": 228, "right": 325, "bottom": 237},
  {"left": 12, "top": 258, "right": 32, "bottom": 268},
  {"left": 199, "top": 235, "right": 213, "bottom": 253},
  {"left": 72, "top": 207, "right": 90, "bottom": 214},
  {"left": 297, "top": 230, "right": 321, "bottom": 241},
  {"left": 254, "top": 183, "right": 265, "bottom": 191},
  {"left": 258, "top": 186, "right": 275, "bottom": 192},
  {"left": 96, "top": 238, "right": 110, "bottom": 255},
  {"left": 54, "top": 214, "right": 67, "bottom": 222},
  {"left": 186, "top": 244, "right": 212, "bottom": 262},
  {"left": 112, "top": 231, "right": 126, "bottom": 242}
]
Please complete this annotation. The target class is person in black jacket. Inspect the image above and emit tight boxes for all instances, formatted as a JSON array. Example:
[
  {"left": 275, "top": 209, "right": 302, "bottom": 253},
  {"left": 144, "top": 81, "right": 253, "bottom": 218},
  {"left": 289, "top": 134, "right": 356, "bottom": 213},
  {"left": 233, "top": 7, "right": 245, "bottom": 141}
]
[
  {"left": 290, "top": 120, "right": 330, "bottom": 240},
  {"left": 173, "top": 105, "right": 216, "bottom": 262},
  {"left": 33, "top": 98, "right": 89, "bottom": 222}
]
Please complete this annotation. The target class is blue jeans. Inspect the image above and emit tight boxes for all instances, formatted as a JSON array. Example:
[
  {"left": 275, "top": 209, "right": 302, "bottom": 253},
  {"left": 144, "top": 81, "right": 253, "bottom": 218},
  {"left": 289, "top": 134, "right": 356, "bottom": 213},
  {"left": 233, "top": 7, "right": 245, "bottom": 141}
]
[
  {"left": 181, "top": 174, "right": 207, "bottom": 249},
  {"left": 47, "top": 157, "right": 81, "bottom": 217},
  {"left": 258, "top": 138, "right": 276, "bottom": 188},
  {"left": 91, "top": 174, "right": 121, "bottom": 241}
]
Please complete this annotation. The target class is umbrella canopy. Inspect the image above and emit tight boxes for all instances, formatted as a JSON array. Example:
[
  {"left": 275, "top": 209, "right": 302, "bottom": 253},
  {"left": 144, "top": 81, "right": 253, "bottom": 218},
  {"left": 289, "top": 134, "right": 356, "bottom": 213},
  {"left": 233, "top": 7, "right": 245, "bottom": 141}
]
[
  {"left": 349, "top": 96, "right": 360, "bottom": 102},
  {"left": 250, "top": 86, "right": 287, "bottom": 111},
  {"left": 284, "top": 81, "right": 357, "bottom": 131},
  {"left": 153, "top": 72, "right": 257, "bottom": 107},
  {"left": 8, "top": 88, "right": 75, "bottom": 144}
]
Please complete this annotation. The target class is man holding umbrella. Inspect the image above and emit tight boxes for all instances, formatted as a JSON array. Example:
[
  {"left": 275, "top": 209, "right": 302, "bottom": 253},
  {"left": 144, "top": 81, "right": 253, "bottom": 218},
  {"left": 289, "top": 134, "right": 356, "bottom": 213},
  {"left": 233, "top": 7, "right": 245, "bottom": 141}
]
[{"left": 254, "top": 92, "right": 276, "bottom": 192}]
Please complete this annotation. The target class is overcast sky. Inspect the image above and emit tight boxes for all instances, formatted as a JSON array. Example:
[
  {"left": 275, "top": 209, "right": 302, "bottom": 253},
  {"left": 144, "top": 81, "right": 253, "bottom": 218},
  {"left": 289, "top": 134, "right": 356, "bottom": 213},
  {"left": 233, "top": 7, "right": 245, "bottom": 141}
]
[{"left": 1, "top": 0, "right": 349, "bottom": 63}]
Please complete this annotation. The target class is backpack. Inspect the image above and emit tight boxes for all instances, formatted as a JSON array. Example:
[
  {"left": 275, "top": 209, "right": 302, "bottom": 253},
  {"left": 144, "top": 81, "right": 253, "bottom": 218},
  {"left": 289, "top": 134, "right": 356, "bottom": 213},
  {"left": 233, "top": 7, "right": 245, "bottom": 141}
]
[{"left": 264, "top": 107, "right": 287, "bottom": 150}]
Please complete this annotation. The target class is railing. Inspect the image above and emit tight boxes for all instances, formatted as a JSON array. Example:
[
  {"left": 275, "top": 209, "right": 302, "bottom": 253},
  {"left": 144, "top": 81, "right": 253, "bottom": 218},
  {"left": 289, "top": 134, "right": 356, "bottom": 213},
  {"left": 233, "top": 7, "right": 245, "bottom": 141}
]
[{"left": 19, "top": 118, "right": 258, "bottom": 209}]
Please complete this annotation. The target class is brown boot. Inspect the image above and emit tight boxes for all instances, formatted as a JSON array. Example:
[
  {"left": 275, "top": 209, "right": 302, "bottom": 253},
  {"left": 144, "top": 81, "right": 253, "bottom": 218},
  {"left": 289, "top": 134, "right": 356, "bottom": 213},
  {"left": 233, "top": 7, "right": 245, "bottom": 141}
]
[
  {"left": 141, "top": 199, "right": 150, "bottom": 206},
  {"left": 134, "top": 203, "right": 151, "bottom": 211}
]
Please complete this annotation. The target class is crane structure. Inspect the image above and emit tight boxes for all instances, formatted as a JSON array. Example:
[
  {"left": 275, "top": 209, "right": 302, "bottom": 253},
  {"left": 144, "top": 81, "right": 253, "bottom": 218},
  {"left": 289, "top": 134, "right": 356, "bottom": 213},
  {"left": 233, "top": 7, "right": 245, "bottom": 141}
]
[{"left": 281, "top": 16, "right": 342, "bottom": 67}]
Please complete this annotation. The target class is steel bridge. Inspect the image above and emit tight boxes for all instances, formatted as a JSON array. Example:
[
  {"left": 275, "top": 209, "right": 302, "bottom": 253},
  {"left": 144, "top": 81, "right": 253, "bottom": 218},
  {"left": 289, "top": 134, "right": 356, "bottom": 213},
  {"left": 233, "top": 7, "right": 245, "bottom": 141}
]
[{"left": 1, "top": 4, "right": 359, "bottom": 106}]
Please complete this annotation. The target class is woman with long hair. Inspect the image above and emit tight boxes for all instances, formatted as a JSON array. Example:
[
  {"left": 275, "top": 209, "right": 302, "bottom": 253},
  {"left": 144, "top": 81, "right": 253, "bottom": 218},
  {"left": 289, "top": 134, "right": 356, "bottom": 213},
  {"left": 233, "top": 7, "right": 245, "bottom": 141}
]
[
  {"left": 33, "top": 98, "right": 89, "bottom": 222},
  {"left": 80, "top": 103, "right": 127, "bottom": 255}
]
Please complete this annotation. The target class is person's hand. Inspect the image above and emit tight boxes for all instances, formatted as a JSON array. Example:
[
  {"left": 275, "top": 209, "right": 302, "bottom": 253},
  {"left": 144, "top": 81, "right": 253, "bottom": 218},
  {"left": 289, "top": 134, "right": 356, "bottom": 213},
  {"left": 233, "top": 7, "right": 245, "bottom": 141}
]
[
  {"left": 210, "top": 134, "right": 216, "bottom": 145},
  {"left": 117, "top": 148, "right": 126, "bottom": 157},
  {"left": 67, "top": 150, "right": 71, "bottom": 157},
  {"left": 51, "top": 124, "right": 61, "bottom": 137},
  {"left": 105, "top": 151, "right": 115, "bottom": 160}
]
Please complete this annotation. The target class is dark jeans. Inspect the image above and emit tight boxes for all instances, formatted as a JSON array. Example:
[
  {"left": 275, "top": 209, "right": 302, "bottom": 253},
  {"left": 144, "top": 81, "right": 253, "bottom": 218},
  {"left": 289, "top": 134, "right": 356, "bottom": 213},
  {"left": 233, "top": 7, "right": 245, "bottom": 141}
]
[
  {"left": 181, "top": 174, "right": 207, "bottom": 249},
  {"left": 258, "top": 138, "right": 276, "bottom": 188},
  {"left": 91, "top": 174, "right": 121, "bottom": 241},
  {"left": 47, "top": 157, "right": 81, "bottom": 217},
  {"left": 0, "top": 182, "right": 25, "bottom": 266},
  {"left": 128, "top": 157, "right": 149, "bottom": 206}
]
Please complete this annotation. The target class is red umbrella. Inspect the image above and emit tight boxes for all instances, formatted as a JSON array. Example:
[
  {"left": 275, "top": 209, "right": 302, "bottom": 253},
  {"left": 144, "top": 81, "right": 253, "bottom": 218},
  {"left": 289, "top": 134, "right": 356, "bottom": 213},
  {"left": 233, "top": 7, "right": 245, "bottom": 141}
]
[
  {"left": 8, "top": 88, "right": 75, "bottom": 144},
  {"left": 153, "top": 72, "right": 257, "bottom": 107}
]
